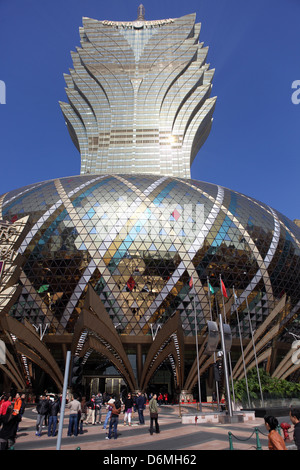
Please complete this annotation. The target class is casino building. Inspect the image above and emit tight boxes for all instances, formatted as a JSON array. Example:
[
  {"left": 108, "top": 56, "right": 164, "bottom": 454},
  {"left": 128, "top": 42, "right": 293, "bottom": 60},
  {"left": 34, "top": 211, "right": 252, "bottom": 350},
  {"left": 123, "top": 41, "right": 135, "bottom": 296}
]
[{"left": 0, "top": 6, "right": 300, "bottom": 400}]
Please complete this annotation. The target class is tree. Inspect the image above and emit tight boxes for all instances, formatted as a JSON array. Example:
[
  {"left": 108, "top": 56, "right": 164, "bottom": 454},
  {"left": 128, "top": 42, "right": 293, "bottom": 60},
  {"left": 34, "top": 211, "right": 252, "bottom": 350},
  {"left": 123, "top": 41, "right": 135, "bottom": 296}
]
[{"left": 233, "top": 368, "right": 300, "bottom": 404}]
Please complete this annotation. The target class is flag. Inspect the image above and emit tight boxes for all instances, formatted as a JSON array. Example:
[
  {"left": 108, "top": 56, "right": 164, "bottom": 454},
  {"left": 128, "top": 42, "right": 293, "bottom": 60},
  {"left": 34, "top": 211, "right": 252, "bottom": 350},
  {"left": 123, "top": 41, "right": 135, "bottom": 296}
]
[
  {"left": 233, "top": 288, "right": 238, "bottom": 304},
  {"left": 126, "top": 276, "right": 136, "bottom": 291},
  {"left": 171, "top": 209, "right": 180, "bottom": 221},
  {"left": 208, "top": 282, "right": 215, "bottom": 294},
  {"left": 221, "top": 279, "right": 228, "bottom": 298},
  {"left": 189, "top": 276, "right": 194, "bottom": 289},
  {"left": 37, "top": 284, "right": 49, "bottom": 293}
]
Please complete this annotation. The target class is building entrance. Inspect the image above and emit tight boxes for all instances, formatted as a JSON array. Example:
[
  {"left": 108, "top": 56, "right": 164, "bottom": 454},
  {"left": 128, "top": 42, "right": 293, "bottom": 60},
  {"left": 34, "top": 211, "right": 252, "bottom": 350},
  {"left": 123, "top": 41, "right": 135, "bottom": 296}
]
[{"left": 83, "top": 376, "right": 126, "bottom": 398}]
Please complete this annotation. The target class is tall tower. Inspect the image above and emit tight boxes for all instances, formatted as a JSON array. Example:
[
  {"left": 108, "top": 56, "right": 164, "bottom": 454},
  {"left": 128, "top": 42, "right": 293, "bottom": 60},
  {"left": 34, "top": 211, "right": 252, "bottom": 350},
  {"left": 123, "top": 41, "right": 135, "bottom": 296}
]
[{"left": 59, "top": 8, "right": 216, "bottom": 178}]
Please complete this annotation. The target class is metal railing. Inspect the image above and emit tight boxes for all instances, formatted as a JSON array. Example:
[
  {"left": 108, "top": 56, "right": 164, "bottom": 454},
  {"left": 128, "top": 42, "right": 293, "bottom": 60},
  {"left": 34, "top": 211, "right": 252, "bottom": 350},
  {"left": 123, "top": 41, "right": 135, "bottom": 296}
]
[
  {"left": 228, "top": 427, "right": 263, "bottom": 450},
  {"left": 228, "top": 425, "right": 296, "bottom": 450}
]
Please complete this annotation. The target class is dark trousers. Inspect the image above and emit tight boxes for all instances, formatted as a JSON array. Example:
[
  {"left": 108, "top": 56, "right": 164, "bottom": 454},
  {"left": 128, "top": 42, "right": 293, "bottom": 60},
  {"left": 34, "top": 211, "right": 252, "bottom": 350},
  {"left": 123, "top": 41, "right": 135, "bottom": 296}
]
[
  {"left": 0, "top": 439, "right": 8, "bottom": 450},
  {"left": 108, "top": 415, "right": 119, "bottom": 439},
  {"left": 68, "top": 413, "right": 79, "bottom": 436},
  {"left": 150, "top": 416, "right": 159, "bottom": 434},
  {"left": 138, "top": 408, "right": 144, "bottom": 424},
  {"left": 48, "top": 415, "right": 58, "bottom": 436}
]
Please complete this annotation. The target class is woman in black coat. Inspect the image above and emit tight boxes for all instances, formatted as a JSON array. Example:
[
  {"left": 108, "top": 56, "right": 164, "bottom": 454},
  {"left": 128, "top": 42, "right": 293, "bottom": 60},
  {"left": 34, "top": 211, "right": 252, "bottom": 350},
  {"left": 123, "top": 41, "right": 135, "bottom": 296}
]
[
  {"left": 123, "top": 393, "right": 134, "bottom": 426},
  {"left": 0, "top": 405, "right": 21, "bottom": 450}
]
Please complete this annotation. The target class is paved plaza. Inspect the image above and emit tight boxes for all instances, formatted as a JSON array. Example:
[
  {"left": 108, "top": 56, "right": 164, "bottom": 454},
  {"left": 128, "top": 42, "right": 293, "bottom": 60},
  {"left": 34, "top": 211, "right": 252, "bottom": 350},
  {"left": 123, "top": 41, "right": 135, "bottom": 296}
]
[{"left": 10, "top": 403, "right": 295, "bottom": 451}]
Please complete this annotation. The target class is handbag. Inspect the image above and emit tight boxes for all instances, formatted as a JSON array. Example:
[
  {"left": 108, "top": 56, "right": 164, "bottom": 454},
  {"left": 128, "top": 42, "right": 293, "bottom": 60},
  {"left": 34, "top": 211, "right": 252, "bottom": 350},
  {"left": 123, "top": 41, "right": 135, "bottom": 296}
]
[{"left": 150, "top": 412, "right": 158, "bottom": 419}]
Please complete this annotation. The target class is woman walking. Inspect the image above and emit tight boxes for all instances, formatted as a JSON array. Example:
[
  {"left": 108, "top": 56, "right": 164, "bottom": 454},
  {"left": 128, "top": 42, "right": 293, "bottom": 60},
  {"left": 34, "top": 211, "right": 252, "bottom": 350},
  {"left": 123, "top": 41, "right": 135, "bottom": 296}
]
[
  {"left": 149, "top": 393, "right": 160, "bottom": 435},
  {"left": 123, "top": 393, "right": 134, "bottom": 426}
]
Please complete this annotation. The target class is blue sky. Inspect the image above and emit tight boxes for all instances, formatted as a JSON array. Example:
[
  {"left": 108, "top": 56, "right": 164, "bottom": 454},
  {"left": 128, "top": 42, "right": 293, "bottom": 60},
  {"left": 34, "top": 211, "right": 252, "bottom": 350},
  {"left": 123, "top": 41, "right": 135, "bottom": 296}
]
[{"left": 0, "top": 0, "right": 299, "bottom": 221}]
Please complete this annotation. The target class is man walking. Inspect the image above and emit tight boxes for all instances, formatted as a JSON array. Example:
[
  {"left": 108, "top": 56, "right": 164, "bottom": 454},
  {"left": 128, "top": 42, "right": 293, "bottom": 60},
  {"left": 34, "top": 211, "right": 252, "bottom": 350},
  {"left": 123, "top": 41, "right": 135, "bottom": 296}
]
[
  {"left": 149, "top": 393, "right": 160, "bottom": 435},
  {"left": 135, "top": 392, "right": 146, "bottom": 425},
  {"left": 86, "top": 394, "right": 96, "bottom": 425},
  {"left": 67, "top": 393, "right": 81, "bottom": 437},
  {"left": 106, "top": 399, "right": 121, "bottom": 440},
  {"left": 35, "top": 395, "right": 50, "bottom": 436},
  {"left": 95, "top": 392, "right": 103, "bottom": 424},
  {"left": 290, "top": 408, "right": 300, "bottom": 449},
  {"left": 103, "top": 397, "right": 113, "bottom": 431},
  {"left": 48, "top": 395, "right": 61, "bottom": 437}
]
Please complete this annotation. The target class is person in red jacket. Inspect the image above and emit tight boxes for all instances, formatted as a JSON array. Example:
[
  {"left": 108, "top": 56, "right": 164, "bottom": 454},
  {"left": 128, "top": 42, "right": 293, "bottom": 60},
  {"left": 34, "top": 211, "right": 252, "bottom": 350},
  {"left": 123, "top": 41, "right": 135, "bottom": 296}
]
[
  {"left": 0, "top": 395, "right": 11, "bottom": 416},
  {"left": 12, "top": 393, "right": 22, "bottom": 416},
  {"left": 85, "top": 395, "right": 96, "bottom": 425},
  {"left": 0, "top": 405, "right": 21, "bottom": 450}
]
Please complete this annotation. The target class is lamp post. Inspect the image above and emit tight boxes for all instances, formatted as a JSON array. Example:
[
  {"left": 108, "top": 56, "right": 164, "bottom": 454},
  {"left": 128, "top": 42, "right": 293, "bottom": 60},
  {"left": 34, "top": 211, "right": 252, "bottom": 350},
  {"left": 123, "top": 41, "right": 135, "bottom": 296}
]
[
  {"left": 218, "top": 275, "right": 233, "bottom": 417},
  {"left": 219, "top": 316, "right": 233, "bottom": 417},
  {"left": 56, "top": 350, "right": 71, "bottom": 450},
  {"left": 194, "top": 291, "right": 202, "bottom": 412}
]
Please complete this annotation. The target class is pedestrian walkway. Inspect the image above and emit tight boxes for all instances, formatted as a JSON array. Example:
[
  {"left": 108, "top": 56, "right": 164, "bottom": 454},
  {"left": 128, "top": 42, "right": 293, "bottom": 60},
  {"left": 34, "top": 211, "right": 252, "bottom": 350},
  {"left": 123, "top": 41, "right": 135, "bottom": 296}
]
[{"left": 11, "top": 403, "right": 285, "bottom": 451}]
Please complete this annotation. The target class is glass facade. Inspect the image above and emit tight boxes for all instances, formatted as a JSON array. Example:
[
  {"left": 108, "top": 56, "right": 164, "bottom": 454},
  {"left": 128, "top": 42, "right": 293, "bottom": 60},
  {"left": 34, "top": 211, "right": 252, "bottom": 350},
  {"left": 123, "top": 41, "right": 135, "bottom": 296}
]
[
  {"left": 59, "top": 13, "right": 216, "bottom": 178},
  {"left": 1, "top": 174, "right": 300, "bottom": 344}
]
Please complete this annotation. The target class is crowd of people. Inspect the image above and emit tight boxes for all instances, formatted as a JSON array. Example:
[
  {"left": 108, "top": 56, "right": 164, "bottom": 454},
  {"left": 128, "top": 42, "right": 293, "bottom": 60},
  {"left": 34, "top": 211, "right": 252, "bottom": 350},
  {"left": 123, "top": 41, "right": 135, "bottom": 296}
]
[
  {"left": 0, "top": 389, "right": 161, "bottom": 448},
  {"left": 2, "top": 389, "right": 300, "bottom": 450},
  {"left": 65, "top": 390, "right": 159, "bottom": 440},
  {"left": 35, "top": 394, "right": 61, "bottom": 437},
  {"left": 0, "top": 393, "right": 26, "bottom": 450}
]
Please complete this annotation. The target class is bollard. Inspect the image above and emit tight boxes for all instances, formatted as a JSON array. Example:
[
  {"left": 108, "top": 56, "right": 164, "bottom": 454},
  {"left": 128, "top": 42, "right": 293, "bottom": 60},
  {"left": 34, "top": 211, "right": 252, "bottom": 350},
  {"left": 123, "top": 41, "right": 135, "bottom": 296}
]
[
  {"left": 228, "top": 432, "right": 234, "bottom": 450},
  {"left": 255, "top": 427, "right": 262, "bottom": 450}
]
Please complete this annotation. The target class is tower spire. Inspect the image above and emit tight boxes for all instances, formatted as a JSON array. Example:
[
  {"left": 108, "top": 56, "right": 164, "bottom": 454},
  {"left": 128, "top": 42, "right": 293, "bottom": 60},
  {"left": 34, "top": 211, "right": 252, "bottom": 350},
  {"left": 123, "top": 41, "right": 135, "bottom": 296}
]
[{"left": 137, "top": 4, "right": 145, "bottom": 21}]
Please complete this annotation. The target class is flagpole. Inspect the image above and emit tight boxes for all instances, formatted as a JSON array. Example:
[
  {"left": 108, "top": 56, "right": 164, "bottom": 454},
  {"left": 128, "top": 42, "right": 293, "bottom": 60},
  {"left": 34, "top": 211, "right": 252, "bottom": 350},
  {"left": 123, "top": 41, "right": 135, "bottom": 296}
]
[
  {"left": 246, "top": 295, "right": 264, "bottom": 405},
  {"left": 219, "top": 275, "right": 233, "bottom": 417},
  {"left": 193, "top": 282, "right": 202, "bottom": 412},
  {"left": 222, "top": 288, "right": 236, "bottom": 410},
  {"left": 194, "top": 287, "right": 202, "bottom": 412},
  {"left": 228, "top": 347, "right": 236, "bottom": 409},
  {"left": 225, "top": 285, "right": 236, "bottom": 409},
  {"left": 215, "top": 282, "right": 220, "bottom": 412},
  {"left": 207, "top": 276, "right": 220, "bottom": 412},
  {"left": 214, "top": 284, "right": 222, "bottom": 412},
  {"left": 233, "top": 287, "right": 251, "bottom": 408},
  {"left": 207, "top": 277, "right": 213, "bottom": 323},
  {"left": 220, "top": 277, "right": 227, "bottom": 324}
]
